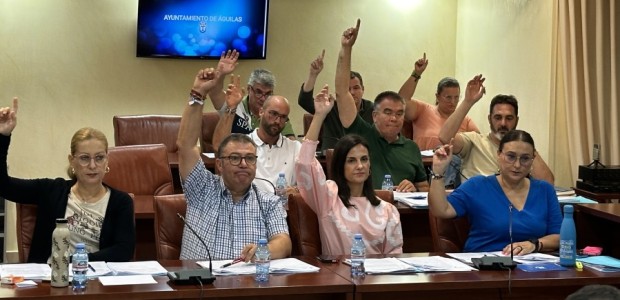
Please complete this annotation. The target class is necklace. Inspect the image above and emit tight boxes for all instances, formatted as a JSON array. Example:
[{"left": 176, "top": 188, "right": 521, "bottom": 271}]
[{"left": 72, "top": 185, "right": 106, "bottom": 203}]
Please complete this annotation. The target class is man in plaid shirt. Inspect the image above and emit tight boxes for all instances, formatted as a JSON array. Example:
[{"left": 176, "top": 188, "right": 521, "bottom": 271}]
[{"left": 177, "top": 66, "right": 292, "bottom": 261}]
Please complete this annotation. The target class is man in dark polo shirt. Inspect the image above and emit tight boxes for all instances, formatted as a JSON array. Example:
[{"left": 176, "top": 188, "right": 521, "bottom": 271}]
[{"left": 297, "top": 50, "right": 373, "bottom": 150}]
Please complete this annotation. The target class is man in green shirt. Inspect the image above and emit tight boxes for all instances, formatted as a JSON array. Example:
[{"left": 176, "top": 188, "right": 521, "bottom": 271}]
[{"left": 335, "top": 20, "right": 428, "bottom": 192}]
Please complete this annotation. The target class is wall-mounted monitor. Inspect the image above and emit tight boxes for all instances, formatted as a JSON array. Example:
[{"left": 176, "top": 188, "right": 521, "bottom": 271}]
[{"left": 137, "top": 0, "right": 269, "bottom": 59}]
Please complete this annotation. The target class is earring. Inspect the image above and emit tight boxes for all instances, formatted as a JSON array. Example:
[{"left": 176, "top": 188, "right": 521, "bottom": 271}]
[
  {"left": 105, "top": 166, "right": 110, "bottom": 173},
  {"left": 71, "top": 167, "right": 75, "bottom": 174}
]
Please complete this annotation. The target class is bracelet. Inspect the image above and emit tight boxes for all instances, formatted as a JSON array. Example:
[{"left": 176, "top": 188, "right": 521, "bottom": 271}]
[
  {"left": 429, "top": 170, "right": 444, "bottom": 180},
  {"left": 225, "top": 107, "right": 237, "bottom": 115},
  {"left": 190, "top": 89, "right": 205, "bottom": 100},
  {"left": 411, "top": 71, "right": 421, "bottom": 81},
  {"left": 188, "top": 94, "right": 204, "bottom": 106}
]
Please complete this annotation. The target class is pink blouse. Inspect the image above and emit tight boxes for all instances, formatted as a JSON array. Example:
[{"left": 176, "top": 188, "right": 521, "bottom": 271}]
[{"left": 295, "top": 140, "right": 403, "bottom": 255}]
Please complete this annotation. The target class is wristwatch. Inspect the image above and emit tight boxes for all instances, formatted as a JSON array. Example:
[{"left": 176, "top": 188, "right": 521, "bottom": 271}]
[
  {"left": 528, "top": 238, "right": 540, "bottom": 252},
  {"left": 429, "top": 169, "right": 444, "bottom": 180}
]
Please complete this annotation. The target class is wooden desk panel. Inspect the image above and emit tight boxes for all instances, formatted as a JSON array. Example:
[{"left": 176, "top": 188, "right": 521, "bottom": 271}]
[
  {"left": 395, "top": 203, "right": 433, "bottom": 253},
  {"left": 575, "top": 203, "right": 620, "bottom": 258},
  {"left": 323, "top": 253, "right": 620, "bottom": 300},
  {"left": 0, "top": 258, "right": 354, "bottom": 299}
]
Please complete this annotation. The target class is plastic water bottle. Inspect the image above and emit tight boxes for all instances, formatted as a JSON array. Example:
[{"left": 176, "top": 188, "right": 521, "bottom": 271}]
[
  {"left": 255, "top": 238, "right": 270, "bottom": 282},
  {"left": 381, "top": 174, "right": 393, "bottom": 191},
  {"left": 559, "top": 205, "right": 577, "bottom": 267},
  {"left": 72, "top": 243, "right": 89, "bottom": 292},
  {"left": 350, "top": 234, "right": 366, "bottom": 278},
  {"left": 276, "top": 172, "right": 288, "bottom": 209}
]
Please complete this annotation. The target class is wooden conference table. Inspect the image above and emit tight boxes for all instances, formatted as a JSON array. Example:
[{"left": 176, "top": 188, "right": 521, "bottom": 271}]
[{"left": 1, "top": 255, "right": 619, "bottom": 300}]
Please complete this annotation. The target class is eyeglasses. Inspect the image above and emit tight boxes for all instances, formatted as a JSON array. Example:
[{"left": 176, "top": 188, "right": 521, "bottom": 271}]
[
  {"left": 502, "top": 152, "right": 534, "bottom": 166},
  {"left": 378, "top": 109, "right": 405, "bottom": 118},
  {"left": 249, "top": 86, "right": 273, "bottom": 99},
  {"left": 439, "top": 95, "right": 460, "bottom": 102},
  {"left": 266, "top": 110, "right": 289, "bottom": 122},
  {"left": 219, "top": 154, "right": 258, "bottom": 166},
  {"left": 75, "top": 154, "right": 107, "bottom": 167}
]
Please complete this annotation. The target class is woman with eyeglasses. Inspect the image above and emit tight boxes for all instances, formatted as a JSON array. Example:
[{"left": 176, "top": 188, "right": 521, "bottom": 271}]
[
  {"left": 295, "top": 85, "right": 403, "bottom": 255},
  {"left": 0, "top": 98, "right": 135, "bottom": 263},
  {"left": 429, "top": 129, "right": 562, "bottom": 255}
]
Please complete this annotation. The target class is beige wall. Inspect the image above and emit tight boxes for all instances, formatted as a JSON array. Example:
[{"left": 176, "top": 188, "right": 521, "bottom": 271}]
[{"left": 0, "top": 0, "right": 561, "bottom": 259}]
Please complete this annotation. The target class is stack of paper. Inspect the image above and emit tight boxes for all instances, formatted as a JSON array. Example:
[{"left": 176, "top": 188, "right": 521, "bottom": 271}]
[
  {"left": 0, "top": 263, "right": 51, "bottom": 280},
  {"left": 199, "top": 258, "right": 320, "bottom": 276},
  {"left": 393, "top": 192, "right": 428, "bottom": 208},
  {"left": 106, "top": 261, "right": 168, "bottom": 276},
  {"left": 578, "top": 256, "right": 620, "bottom": 272},
  {"left": 345, "top": 257, "right": 475, "bottom": 274},
  {"left": 448, "top": 252, "right": 561, "bottom": 265}
]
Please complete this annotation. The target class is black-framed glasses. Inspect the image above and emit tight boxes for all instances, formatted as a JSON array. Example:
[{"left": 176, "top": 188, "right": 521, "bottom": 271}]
[
  {"left": 378, "top": 109, "right": 405, "bottom": 118},
  {"left": 266, "top": 110, "right": 289, "bottom": 122},
  {"left": 502, "top": 152, "right": 534, "bottom": 166},
  {"left": 219, "top": 154, "right": 258, "bottom": 166},
  {"left": 75, "top": 154, "right": 107, "bottom": 167},
  {"left": 249, "top": 86, "right": 273, "bottom": 99}
]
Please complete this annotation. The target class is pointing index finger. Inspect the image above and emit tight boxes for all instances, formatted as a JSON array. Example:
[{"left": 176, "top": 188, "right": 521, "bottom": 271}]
[{"left": 12, "top": 97, "right": 18, "bottom": 114}]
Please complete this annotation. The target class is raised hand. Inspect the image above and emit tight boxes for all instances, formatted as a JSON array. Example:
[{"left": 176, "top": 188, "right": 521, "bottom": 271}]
[
  {"left": 0, "top": 97, "right": 18, "bottom": 136},
  {"left": 224, "top": 74, "right": 244, "bottom": 108},
  {"left": 217, "top": 50, "right": 239, "bottom": 76},
  {"left": 313, "top": 84, "right": 334, "bottom": 117},
  {"left": 463, "top": 74, "right": 486, "bottom": 103},
  {"left": 192, "top": 67, "right": 220, "bottom": 97},
  {"left": 341, "top": 19, "right": 361, "bottom": 48},
  {"left": 309, "top": 49, "right": 325, "bottom": 76},
  {"left": 432, "top": 140, "right": 453, "bottom": 176},
  {"left": 414, "top": 53, "right": 428, "bottom": 75}
]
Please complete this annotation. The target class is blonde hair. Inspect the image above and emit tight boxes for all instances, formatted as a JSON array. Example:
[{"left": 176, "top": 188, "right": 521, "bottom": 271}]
[{"left": 66, "top": 127, "right": 109, "bottom": 180}]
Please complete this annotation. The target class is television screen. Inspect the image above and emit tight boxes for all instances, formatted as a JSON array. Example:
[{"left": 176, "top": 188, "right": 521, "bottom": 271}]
[{"left": 137, "top": 0, "right": 269, "bottom": 59}]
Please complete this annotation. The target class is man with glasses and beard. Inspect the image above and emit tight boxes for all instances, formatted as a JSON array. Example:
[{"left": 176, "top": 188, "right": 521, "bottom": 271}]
[
  {"left": 213, "top": 75, "right": 301, "bottom": 195},
  {"left": 439, "top": 89, "right": 555, "bottom": 185},
  {"left": 207, "top": 50, "right": 296, "bottom": 139},
  {"left": 177, "top": 67, "right": 291, "bottom": 261}
]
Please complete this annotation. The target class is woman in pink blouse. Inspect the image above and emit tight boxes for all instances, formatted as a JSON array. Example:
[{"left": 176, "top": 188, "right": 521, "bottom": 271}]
[{"left": 295, "top": 85, "right": 403, "bottom": 255}]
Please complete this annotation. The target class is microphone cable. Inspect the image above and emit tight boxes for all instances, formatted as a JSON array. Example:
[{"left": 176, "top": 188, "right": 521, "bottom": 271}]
[{"left": 254, "top": 177, "right": 277, "bottom": 195}]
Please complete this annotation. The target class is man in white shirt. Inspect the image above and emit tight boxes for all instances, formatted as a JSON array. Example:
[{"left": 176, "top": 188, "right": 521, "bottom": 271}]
[{"left": 213, "top": 75, "right": 301, "bottom": 195}]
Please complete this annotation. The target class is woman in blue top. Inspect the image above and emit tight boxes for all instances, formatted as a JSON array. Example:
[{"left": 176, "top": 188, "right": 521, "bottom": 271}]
[{"left": 429, "top": 129, "right": 562, "bottom": 255}]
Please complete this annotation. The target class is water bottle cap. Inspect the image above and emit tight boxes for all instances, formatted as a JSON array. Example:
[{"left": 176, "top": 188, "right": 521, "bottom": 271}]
[
  {"left": 354, "top": 233, "right": 363, "bottom": 239},
  {"left": 563, "top": 204, "right": 574, "bottom": 213},
  {"left": 279, "top": 172, "right": 285, "bottom": 176},
  {"left": 55, "top": 218, "right": 68, "bottom": 224},
  {"left": 258, "top": 238, "right": 268, "bottom": 244},
  {"left": 385, "top": 174, "right": 391, "bottom": 179},
  {"left": 76, "top": 243, "right": 85, "bottom": 249}
]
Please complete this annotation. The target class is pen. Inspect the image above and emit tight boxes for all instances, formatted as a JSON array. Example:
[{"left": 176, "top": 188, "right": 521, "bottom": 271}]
[
  {"left": 88, "top": 264, "right": 96, "bottom": 272},
  {"left": 221, "top": 257, "right": 244, "bottom": 268}
]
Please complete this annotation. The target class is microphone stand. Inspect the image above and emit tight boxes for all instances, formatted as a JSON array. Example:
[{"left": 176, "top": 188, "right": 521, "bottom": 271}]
[{"left": 169, "top": 213, "right": 216, "bottom": 284}]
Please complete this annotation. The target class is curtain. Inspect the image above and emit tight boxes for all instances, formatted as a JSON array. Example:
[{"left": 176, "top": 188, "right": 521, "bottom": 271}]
[{"left": 553, "top": 0, "right": 619, "bottom": 185}]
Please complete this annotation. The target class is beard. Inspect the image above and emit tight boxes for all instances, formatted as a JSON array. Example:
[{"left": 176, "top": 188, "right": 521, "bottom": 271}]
[{"left": 492, "top": 126, "right": 510, "bottom": 141}]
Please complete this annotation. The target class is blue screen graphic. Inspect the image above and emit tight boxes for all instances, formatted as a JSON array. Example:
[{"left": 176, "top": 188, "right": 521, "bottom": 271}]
[{"left": 137, "top": 0, "right": 269, "bottom": 59}]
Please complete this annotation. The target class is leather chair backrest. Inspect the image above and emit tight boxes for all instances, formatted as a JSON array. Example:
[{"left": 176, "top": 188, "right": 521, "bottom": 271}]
[
  {"left": 201, "top": 112, "right": 220, "bottom": 154},
  {"left": 287, "top": 190, "right": 394, "bottom": 257},
  {"left": 104, "top": 144, "right": 174, "bottom": 208},
  {"left": 16, "top": 203, "right": 37, "bottom": 263},
  {"left": 402, "top": 119, "right": 414, "bottom": 139},
  {"left": 324, "top": 149, "right": 334, "bottom": 180},
  {"left": 153, "top": 194, "right": 187, "bottom": 260},
  {"left": 428, "top": 210, "right": 470, "bottom": 252},
  {"left": 287, "top": 193, "right": 321, "bottom": 257},
  {"left": 113, "top": 115, "right": 181, "bottom": 154}
]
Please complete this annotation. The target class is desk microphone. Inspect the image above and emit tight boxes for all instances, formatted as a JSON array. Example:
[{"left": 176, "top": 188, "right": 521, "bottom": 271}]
[
  {"left": 168, "top": 213, "right": 216, "bottom": 284},
  {"left": 472, "top": 205, "right": 516, "bottom": 270},
  {"left": 255, "top": 177, "right": 277, "bottom": 195}
]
